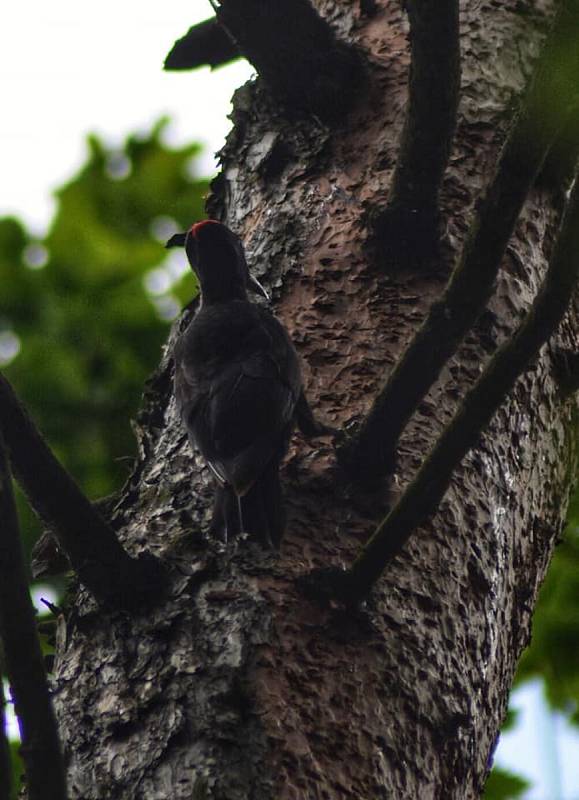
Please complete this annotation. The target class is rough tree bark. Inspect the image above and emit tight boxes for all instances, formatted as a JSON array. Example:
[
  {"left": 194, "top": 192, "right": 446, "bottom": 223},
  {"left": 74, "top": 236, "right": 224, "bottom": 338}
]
[{"left": 50, "top": 1, "right": 577, "bottom": 798}]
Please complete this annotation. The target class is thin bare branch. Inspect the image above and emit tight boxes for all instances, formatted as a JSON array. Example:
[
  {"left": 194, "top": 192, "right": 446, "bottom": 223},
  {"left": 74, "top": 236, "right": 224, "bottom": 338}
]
[
  {"left": 208, "top": 0, "right": 365, "bottom": 123},
  {"left": 0, "top": 374, "right": 166, "bottom": 608},
  {"left": 164, "top": 17, "right": 239, "bottom": 71},
  {"left": 0, "top": 429, "right": 67, "bottom": 800},
  {"left": 371, "top": 0, "right": 460, "bottom": 269},
  {"left": 339, "top": 0, "right": 579, "bottom": 483},
  {"left": 0, "top": 677, "right": 11, "bottom": 800},
  {"left": 341, "top": 167, "right": 579, "bottom": 604}
]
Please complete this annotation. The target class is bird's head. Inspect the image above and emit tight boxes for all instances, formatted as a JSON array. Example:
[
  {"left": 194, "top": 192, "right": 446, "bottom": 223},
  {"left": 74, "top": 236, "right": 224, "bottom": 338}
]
[{"left": 166, "top": 220, "right": 269, "bottom": 303}]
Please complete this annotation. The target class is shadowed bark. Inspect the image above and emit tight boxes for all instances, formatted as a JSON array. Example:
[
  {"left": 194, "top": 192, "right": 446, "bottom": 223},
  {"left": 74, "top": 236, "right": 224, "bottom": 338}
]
[
  {"left": 43, "top": 2, "right": 579, "bottom": 798},
  {"left": 370, "top": 0, "right": 460, "bottom": 269},
  {"left": 204, "top": 0, "right": 366, "bottom": 122}
]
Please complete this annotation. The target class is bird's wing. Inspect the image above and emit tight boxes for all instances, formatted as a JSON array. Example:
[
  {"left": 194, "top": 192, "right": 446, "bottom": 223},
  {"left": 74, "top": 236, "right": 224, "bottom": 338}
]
[
  {"left": 176, "top": 307, "right": 301, "bottom": 494},
  {"left": 205, "top": 349, "right": 298, "bottom": 494},
  {"left": 173, "top": 339, "right": 205, "bottom": 432}
]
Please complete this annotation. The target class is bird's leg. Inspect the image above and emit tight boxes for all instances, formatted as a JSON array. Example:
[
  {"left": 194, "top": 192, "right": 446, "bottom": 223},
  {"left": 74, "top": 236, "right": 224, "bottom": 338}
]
[
  {"left": 295, "top": 390, "right": 340, "bottom": 440},
  {"left": 208, "top": 483, "right": 227, "bottom": 542}
]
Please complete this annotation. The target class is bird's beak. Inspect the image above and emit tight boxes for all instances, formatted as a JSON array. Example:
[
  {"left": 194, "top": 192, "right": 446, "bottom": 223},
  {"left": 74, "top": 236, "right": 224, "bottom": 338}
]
[
  {"left": 248, "top": 274, "right": 270, "bottom": 301},
  {"left": 165, "top": 232, "right": 187, "bottom": 249}
]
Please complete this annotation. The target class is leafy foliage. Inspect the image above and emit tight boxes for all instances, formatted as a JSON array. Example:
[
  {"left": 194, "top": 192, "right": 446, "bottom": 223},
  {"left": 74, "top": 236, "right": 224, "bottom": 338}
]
[
  {"left": 515, "top": 486, "right": 579, "bottom": 722},
  {"left": 483, "top": 766, "right": 530, "bottom": 800},
  {"left": 485, "top": 482, "right": 579, "bottom": 796}
]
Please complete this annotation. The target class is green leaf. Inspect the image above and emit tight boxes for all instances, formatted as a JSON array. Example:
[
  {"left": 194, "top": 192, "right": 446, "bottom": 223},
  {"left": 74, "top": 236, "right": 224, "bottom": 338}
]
[
  {"left": 483, "top": 766, "right": 531, "bottom": 800},
  {"left": 515, "top": 484, "right": 579, "bottom": 720}
]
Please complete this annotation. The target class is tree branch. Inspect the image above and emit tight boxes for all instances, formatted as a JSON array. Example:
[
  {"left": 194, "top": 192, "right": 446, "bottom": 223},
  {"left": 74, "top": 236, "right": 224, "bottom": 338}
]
[
  {"left": 0, "top": 677, "right": 11, "bottom": 800},
  {"left": 370, "top": 0, "right": 460, "bottom": 270},
  {"left": 0, "top": 375, "right": 166, "bottom": 608},
  {"left": 340, "top": 166, "right": 579, "bottom": 604},
  {"left": 552, "top": 348, "right": 579, "bottom": 396},
  {"left": 0, "top": 429, "right": 67, "bottom": 800},
  {"left": 537, "top": 104, "right": 579, "bottom": 194},
  {"left": 30, "top": 494, "right": 119, "bottom": 580},
  {"left": 339, "top": 1, "right": 579, "bottom": 483},
  {"left": 206, "top": 0, "right": 365, "bottom": 123},
  {"left": 164, "top": 17, "right": 239, "bottom": 71}
]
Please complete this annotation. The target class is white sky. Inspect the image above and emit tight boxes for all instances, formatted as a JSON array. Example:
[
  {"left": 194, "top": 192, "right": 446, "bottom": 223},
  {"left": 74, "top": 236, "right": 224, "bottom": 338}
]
[
  {"left": 497, "top": 680, "right": 579, "bottom": 800},
  {"left": 0, "top": 0, "right": 253, "bottom": 234},
  {"left": 2, "top": 4, "right": 578, "bottom": 797}
]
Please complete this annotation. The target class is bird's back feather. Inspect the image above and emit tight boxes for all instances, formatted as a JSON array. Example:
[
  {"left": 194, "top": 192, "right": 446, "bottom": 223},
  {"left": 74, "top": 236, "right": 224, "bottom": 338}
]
[{"left": 174, "top": 300, "right": 300, "bottom": 499}]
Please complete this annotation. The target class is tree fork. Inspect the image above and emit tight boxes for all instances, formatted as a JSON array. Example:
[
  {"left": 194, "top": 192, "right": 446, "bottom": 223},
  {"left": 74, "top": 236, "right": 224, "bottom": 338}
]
[
  {"left": 342, "top": 166, "right": 579, "bottom": 603},
  {"left": 205, "top": 0, "right": 365, "bottom": 123},
  {"left": 339, "top": 0, "right": 579, "bottom": 483}
]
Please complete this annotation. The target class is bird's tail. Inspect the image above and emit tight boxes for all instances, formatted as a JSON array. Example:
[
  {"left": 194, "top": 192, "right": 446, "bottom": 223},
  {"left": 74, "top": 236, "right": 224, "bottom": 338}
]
[
  {"left": 210, "top": 461, "right": 285, "bottom": 548},
  {"left": 209, "top": 483, "right": 239, "bottom": 542}
]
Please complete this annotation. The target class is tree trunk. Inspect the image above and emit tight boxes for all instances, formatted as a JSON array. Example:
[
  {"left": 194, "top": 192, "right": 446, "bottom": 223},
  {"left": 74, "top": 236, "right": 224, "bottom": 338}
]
[{"left": 51, "top": 1, "right": 578, "bottom": 798}]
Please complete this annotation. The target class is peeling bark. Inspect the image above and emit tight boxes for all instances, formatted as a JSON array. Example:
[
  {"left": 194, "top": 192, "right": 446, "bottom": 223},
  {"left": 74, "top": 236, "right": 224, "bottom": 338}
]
[{"left": 50, "top": 2, "right": 578, "bottom": 799}]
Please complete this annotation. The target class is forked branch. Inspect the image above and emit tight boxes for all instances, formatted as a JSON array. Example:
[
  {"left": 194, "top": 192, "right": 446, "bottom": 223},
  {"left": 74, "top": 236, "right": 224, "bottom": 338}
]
[
  {"left": 371, "top": 0, "right": 460, "bottom": 269},
  {"left": 0, "top": 374, "right": 166, "bottom": 608},
  {"left": 0, "top": 430, "right": 67, "bottom": 800},
  {"left": 342, "top": 166, "right": 579, "bottom": 604},
  {"left": 340, "top": 0, "right": 579, "bottom": 483}
]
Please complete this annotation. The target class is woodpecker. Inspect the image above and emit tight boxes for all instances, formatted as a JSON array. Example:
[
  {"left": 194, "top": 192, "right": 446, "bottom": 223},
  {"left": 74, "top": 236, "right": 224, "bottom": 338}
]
[{"left": 167, "top": 220, "right": 330, "bottom": 548}]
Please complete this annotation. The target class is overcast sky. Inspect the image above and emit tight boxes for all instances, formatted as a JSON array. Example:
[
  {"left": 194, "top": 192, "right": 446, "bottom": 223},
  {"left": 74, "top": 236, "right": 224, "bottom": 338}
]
[
  {"left": 0, "top": 0, "right": 252, "bottom": 233},
  {"left": 2, "top": 4, "right": 579, "bottom": 798}
]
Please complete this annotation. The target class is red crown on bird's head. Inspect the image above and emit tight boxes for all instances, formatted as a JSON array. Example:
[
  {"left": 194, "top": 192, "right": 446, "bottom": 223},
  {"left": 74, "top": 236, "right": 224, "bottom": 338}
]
[
  {"left": 165, "top": 219, "right": 236, "bottom": 254},
  {"left": 189, "top": 219, "right": 221, "bottom": 237}
]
